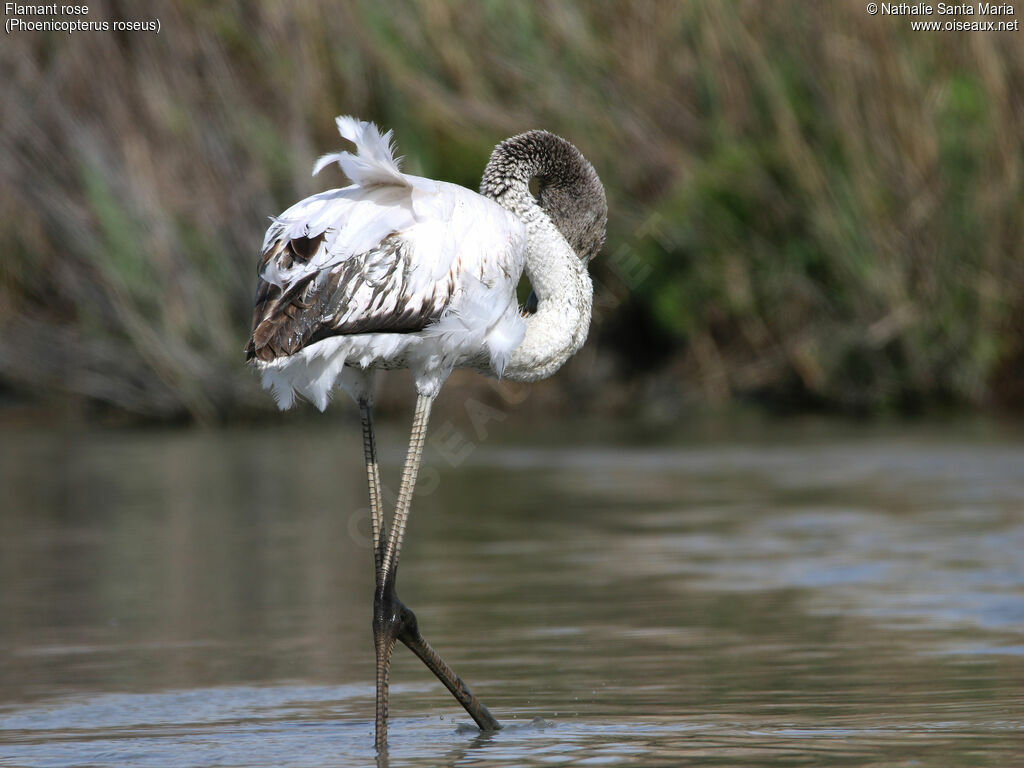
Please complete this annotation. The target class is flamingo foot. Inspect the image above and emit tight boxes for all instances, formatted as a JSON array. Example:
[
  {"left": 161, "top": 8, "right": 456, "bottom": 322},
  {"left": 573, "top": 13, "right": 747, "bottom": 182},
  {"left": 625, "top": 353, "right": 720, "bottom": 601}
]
[{"left": 373, "top": 578, "right": 500, "bottom": 751}]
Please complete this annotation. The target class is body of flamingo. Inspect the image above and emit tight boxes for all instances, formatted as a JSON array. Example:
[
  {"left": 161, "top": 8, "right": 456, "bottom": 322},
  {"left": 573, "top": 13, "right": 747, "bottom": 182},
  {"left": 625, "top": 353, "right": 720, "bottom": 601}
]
[{"left": 246, "top": 117, "right": 606, "bottom": 751}]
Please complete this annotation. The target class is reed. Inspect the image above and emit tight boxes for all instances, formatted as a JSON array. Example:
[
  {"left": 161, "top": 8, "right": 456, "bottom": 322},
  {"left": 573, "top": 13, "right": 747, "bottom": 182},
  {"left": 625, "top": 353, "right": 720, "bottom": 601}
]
[{"left": 1, "top": 1, "right": 1021, "bottom": 419}]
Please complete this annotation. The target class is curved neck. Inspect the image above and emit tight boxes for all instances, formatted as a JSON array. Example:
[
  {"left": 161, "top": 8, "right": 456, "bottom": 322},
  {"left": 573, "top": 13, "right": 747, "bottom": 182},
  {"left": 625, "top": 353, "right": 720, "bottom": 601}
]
[
  {"left": 503, "top": 205, "right": 593, "bottom": 382},
  {"left": 480, "top": 132, "right": 600, "bottom": 382}
]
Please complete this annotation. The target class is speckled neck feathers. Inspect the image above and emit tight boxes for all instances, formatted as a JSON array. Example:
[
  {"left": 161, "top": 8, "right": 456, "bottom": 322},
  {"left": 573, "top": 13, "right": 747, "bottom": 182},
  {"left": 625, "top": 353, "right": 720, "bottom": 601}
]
[
  {"left": 480, "top": 131, "right": 607, "bottom": 262},
  {"left": 480, "top": 131, "right": 607, "bottom": 382}
]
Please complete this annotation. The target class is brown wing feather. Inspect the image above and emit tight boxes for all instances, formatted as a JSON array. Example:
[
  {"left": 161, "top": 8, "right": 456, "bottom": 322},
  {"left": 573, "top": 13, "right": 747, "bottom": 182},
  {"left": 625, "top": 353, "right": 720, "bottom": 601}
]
[{"left": 245, "top": 234, "right": 453, "bottom": 363}]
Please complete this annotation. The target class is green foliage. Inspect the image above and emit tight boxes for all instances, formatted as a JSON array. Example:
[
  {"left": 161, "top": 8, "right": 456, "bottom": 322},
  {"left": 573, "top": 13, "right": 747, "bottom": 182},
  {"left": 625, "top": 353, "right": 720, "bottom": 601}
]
[{"left": 1, "top": 0, "right": 1022, "bottom": 419}]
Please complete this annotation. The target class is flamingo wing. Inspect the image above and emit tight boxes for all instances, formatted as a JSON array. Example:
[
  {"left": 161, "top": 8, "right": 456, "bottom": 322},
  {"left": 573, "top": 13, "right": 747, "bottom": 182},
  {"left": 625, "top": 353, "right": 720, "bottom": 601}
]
[
  {"left": 246, "top": 228, "right": 453, "bottom": 363},
  {"left": 246, "top": 117, "right": 526, "bottom": 369}
]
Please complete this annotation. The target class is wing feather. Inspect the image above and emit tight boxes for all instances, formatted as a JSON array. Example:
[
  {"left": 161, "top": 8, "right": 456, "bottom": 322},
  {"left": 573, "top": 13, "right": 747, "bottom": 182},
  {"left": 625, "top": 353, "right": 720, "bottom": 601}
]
[
  {"left": 245, "top": 116, "right": 527, "bottom": 370},
  {"left": 245, "top": 233, "right": 452, "bottom": 362}
]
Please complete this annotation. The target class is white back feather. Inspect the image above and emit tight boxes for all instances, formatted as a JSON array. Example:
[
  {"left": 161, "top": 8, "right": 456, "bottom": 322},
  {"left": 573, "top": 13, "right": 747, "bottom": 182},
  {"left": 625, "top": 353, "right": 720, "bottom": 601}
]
[
  {"left": 312, "top": 116, "right": 429, "bottom": 191},
  {"left": 255, "top": 116, "right": 531, "bottom": 408}
]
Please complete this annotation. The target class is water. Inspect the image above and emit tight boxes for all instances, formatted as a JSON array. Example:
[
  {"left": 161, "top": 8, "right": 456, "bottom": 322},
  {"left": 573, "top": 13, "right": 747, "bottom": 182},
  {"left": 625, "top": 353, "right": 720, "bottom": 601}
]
[{"left": 1, "top": 418, "right": 1022, "bottom": 766}]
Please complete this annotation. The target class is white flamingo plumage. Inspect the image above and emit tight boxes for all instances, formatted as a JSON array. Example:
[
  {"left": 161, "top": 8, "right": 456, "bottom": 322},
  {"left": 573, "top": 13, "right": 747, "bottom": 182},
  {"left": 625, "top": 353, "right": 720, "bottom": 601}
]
[{"left": 246, "top": 116, "right": 606, "bottom": 751}]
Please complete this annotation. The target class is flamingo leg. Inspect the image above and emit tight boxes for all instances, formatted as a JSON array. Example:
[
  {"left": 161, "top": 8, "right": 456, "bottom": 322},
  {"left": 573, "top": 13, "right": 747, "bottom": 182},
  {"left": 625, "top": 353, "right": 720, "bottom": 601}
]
[
  {"left": 398, "top": 618, "right": 500, "bottom": 732},
  {"left": 379, "top": 394, "right": 433, "bottom": 585},
  {"left": 373, "top": 393, "right": 500, "bottom": 751},
  {"left": 359, "top": 399, "right": 385, "bottom": 578}
]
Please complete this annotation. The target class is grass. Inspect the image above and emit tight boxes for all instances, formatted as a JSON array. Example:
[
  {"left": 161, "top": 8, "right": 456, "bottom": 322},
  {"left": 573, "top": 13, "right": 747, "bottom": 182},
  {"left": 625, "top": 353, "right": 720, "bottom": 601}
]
[{"left": 1, "top": 0, "right": 1022, "bottom": 420}]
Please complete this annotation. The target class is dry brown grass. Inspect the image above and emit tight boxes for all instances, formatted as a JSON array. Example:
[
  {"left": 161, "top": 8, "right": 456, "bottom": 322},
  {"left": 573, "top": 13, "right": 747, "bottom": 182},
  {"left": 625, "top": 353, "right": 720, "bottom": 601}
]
[{"left": 1, "top": 1, "right": 1022, "bottom": 419}]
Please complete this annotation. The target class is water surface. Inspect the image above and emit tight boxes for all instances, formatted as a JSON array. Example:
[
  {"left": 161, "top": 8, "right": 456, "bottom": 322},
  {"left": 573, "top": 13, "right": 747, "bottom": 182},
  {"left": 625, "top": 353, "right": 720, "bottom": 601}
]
[{"left": 1, "top": 418, "right": 1022, "bottom": 766}]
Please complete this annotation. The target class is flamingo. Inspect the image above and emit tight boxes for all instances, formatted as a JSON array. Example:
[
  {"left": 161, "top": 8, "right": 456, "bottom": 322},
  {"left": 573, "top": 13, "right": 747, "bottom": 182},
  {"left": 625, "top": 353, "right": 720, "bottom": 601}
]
[{"left": 245, "top": 117, "right": 606, "bottom": 750}]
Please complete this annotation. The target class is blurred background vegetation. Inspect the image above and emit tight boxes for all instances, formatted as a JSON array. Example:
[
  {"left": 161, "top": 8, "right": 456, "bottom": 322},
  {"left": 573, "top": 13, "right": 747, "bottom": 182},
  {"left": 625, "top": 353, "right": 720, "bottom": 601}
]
[{"left": 1, "top": 0, "right": 1022, "bottom": 423}]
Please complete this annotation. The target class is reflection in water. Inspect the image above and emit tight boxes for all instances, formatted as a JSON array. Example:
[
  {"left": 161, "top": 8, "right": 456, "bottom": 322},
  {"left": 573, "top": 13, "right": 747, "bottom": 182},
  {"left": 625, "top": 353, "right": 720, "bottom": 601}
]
[{"left": 1, "top": 421, "right": 1022, "bottom": 766}]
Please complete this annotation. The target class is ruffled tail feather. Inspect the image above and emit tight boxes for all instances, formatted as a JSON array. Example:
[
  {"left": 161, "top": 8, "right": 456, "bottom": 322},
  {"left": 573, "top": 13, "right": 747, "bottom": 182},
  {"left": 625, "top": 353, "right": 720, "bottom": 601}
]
[{"left": 313, "top": 116, "right": 408, "bottom": 188}]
